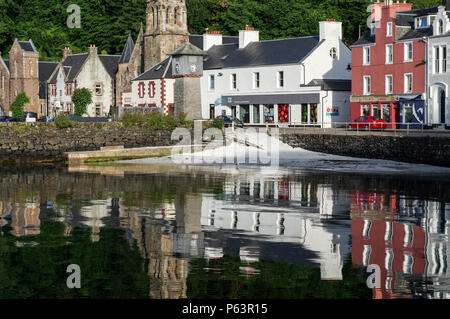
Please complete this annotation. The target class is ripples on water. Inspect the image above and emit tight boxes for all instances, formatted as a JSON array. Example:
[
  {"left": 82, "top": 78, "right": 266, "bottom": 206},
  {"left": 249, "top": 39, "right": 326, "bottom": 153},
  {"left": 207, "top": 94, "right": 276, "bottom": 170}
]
[{"left": 0, "top": 166, "right": 449, "bottom": 299}]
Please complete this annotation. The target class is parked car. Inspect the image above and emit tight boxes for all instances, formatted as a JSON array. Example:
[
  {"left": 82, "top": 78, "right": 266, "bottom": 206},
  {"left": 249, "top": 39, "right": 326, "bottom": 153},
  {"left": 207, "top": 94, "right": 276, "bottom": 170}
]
[
  {"left": 0, "top": 116, "right": 10, "bottom": 122},
  {"left": 349, "top": 116, "right": 387, "bottom": 130},
  {"left": 38, "top": 116, "right": 53, "bottom": 122},
  {"left": 216, "top": 115, "right": 244, "bottom": 128},
  {"left": 24, "top": 112, "right": 38, "bottom": 122}
]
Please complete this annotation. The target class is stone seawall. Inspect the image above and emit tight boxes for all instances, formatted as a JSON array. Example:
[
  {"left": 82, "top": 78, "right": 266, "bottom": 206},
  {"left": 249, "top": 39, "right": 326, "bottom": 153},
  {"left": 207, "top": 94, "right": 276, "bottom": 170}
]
[
  {"left": 280, "top": 134, "right": 450, "bottom": 168},
  {"left": 0, "top": 123, "right": 177, "bottom": 162}
]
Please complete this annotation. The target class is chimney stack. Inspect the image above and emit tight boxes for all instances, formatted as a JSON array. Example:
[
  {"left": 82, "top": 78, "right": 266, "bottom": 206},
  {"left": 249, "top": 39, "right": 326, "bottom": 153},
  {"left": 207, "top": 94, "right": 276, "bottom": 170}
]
[
  {"left": 319, "top": 20, "right": 342, "bottom": 42},
  {"left": 63, "top": 47, "right": 72, "bottom": 60},
  {"left": 203, "top": 30, "right": 223, "bottom": 51},
  {"left": 88, "top": 45, "right": 98, "bottom": 56},
  {"left": 239, "top": 26, "right": 259, "bottom": 49}
]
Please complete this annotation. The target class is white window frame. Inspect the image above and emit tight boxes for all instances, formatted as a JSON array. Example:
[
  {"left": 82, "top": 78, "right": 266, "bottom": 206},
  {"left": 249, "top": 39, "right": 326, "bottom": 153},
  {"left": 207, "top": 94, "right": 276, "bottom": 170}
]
[
  {"left": 416, "top": 16, "right": 429, "bottom": 29},
  {"left": 363, "top": 76, "right": 371, "bottom": 95},
  {"left": 404, "top": 73, "right": 413, "bottom": 93},
  {"left": 386, "top": 22, "right": 393, "bottom": 37},
  {"left": 434, "top": 45, "right": 448, "bottom": 74},
  {"left": 209, "top": 74, "right": 215, "bottom": 90},
  {"left": 253, "top": 72, "right": 260, "bottom": 89},
  {"left": 385, "top": 75, "right": 393, "bottom": 95},
  {"left": 404, "top": 42, "right": 413, "bottom": 62},
  {"left": 386, "top": 44, "right": 393, "bottom": 64},
  {"left": 363, "top": 46, "right": 371, "bottom": 65},
  {"left": 277, "top": 71, "right": 284, "bottom": 88},
  {"left": 231, "top": 73, "right": 237, "bottom": 90}
]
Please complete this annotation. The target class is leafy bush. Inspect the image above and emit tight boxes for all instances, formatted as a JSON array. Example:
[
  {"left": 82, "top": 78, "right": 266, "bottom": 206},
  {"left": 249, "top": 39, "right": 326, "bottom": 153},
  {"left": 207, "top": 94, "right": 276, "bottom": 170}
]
[
  {"left": 206, "top": 117, "right": 224, "bottom": 130},
  {"left": 55, "top": 114, "right": 71, "bottom": 128},
  {"left": 11, "top": 92, "right": 30, "bottom": 119},
  {"left": 72, "top": 88, "right": 92, "bottom": 117}
]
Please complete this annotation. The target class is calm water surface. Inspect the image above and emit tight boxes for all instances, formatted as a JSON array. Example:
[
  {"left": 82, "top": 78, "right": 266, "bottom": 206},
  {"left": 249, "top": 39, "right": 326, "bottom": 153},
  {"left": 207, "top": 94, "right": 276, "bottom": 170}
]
[{"left": 0, "top": 165, "right": 449, "bottom": 299}]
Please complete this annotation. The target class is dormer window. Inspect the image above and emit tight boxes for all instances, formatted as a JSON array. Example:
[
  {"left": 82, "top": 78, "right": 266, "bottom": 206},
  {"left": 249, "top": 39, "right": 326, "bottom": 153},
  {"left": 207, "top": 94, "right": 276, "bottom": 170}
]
[{"left": 416, "top": 16, "right": 429, "bottom": 29}]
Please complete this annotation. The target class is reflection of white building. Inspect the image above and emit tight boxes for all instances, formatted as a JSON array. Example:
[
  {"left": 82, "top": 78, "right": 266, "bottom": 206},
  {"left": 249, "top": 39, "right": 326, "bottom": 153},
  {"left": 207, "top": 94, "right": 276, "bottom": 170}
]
[
  {"left": 80, "top": 199, "right": 111, "bottom": 242},
  {"left": 201, "top": 175, "right": 351, "bottom": 280},
  {"left": 424, "top": 201, "right": 450, "bottom": 299}
]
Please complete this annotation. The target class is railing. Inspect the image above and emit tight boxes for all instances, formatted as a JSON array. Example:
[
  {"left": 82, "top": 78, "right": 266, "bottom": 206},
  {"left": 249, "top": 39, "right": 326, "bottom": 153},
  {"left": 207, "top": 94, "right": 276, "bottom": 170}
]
[{"left": 264, "top": 122, "right": 450, "bottom": 137}]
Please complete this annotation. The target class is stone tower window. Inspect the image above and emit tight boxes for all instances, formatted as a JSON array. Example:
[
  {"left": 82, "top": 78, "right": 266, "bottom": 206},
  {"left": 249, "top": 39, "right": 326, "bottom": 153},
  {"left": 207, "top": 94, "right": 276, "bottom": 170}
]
[
  {"left": 14, "top": 61, "right": 18, "bottom": 77},
  {"left": 166, "top": 8, "right": 170, "bottom": 24},
  {"left": 152, "top": 7, "right": 155, "bottom": 27},
  {"left": 29, "top": 61, "right": 33, "bottom": 76},
  {"left": 174, "top": 8, "right": 178, "bottom": 24}
]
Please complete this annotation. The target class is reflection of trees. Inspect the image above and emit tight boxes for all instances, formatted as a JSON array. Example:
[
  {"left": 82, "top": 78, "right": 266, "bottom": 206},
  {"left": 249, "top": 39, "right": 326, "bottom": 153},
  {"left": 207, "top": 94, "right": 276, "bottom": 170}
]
[
  {"left": 187, "top": 255, "right": 371, "bottom": 299},
  {"left": 0, "top": 222, "right": 149, "bottom": 299}
]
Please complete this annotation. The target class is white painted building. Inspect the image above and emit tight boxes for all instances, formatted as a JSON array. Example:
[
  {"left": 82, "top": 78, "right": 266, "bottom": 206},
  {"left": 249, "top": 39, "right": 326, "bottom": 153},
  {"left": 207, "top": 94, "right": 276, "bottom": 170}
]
[
  {"left": 427, "top": 5, "right": 450, "bottom": 127},
  {"left": 200, "top": 21, "right": 352, "bottom": 127},
  {"left": 48, "top": 46, "right": 120, "bottom": 117}
]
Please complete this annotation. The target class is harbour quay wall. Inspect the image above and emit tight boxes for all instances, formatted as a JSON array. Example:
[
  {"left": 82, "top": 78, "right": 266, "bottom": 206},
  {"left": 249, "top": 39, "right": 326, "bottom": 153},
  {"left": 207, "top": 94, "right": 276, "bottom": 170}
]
[
  {"left": 0, "top": 123, "right": 178, "bottom": 162},
  {"left": 280, "top": 133, "right": 450, "bottom": 168}
]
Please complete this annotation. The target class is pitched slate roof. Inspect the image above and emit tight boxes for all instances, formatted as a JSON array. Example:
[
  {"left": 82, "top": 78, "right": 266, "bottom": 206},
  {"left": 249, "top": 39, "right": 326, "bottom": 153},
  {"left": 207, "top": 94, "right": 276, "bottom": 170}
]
[
  {"left": 18, "top": 40, "right": 37, "bottom": 53},
  {"left": 61, "top": 53, "right": 89, "bottom": 83},
  {"left": 0, "top": 57, "right": 9, "bottom": 74},
  {"left": 204, "top": 36, "right": 321, "bottom": 70},
  {"left": 98, "top": 55, "right": 120, "bottom": 77},
  {"left": 189, "top": 34, "right": 239, "bottom": 50},
  {"left": 132, "top": 57, "right": 172, "bottom": 81},
  {"left": 38, "top": 61, "right": 58, "bottom": 82},
  {"left": 119, "top": 35, "right": 135, "bottom": 64},
  {"left": 169, "top": 42, "right": 207, "bottom": 56},
  {"left": 304, "top": 79, "right": 351, "bottom": 91}
]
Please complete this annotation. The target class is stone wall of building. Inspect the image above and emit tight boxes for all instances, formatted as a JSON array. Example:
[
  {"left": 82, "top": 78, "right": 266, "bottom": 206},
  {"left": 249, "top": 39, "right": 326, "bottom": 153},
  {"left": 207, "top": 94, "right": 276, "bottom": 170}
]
[
  {"left": 0, "top": 123, "right": 179, "bottom": 162},
  {"left": 281, "top": 133, "right": 450, "bottom": 168}
]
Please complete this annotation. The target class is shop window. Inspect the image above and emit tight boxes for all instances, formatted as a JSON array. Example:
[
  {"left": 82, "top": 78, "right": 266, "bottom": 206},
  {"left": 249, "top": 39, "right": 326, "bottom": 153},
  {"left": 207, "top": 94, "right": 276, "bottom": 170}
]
[
  {"left": 301, "top": 104, "right": 308, "bottom": 123},
  {"left": 310, "top": 104, "right": 318, "bottom": 123},
  {"left": 362, "top": 104, "right": 370, "bottom": 116},
  {"left": 404, "top": 104, "right": 413, "bottom": 123},
  {"left": 253, "top": 105, "right": 260, "bottom": 124},
  {"left": 372, "top": 104, "right": 381, "bottom": 119},
  {"left": 264, "top": 104, "right": 274, "bottom": 123},
  {"left": 278, "top": 104, "right": 289, "bottom": 123},
  {"left": 382, "top": 104, "right": 391, "bottom": 123},
  {"left": 240, "top": 105, "right": 250, "bottom": 123}
]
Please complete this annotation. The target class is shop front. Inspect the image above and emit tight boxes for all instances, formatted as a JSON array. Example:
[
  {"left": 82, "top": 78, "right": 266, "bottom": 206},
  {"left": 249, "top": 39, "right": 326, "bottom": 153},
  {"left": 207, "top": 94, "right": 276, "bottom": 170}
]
[
  {"left": 350, "top": 95, "right": 398, "bottom": 129},
  {"left": 221, "top": 93, "right": 320, "bottom": 126},
  {"left": 397, "top": 95, "right": 426, "bottom": 130}
]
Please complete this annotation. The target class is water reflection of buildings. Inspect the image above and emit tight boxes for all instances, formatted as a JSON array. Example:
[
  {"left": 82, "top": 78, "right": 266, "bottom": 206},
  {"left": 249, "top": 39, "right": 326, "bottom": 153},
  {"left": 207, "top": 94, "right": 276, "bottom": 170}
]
[
  {"left": 350, "top": 190, "right": 450, "bottom": 299},
  {"left": 0, "top": 201, "right": 40, "bottom": 237},
  {"left": 200, "top": 175, "right": 352, "bottom": 281}
]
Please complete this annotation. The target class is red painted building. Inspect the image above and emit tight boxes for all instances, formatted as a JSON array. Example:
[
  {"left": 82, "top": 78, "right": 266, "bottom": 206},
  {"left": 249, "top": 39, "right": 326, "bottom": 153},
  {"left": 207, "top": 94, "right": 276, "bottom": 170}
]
[{"left": 350, "top": 1, "right": 436, "bottom": 129}]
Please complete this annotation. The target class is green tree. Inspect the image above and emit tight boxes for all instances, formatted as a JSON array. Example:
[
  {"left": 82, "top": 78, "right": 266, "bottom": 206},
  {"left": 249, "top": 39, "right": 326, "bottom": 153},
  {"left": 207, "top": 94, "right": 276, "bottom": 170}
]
[
  {"left": 72, "top": 88, "right": 92, "bottom": 117},
  {"left": 10, "top": 92, "right": 30, "bottom": 119}
]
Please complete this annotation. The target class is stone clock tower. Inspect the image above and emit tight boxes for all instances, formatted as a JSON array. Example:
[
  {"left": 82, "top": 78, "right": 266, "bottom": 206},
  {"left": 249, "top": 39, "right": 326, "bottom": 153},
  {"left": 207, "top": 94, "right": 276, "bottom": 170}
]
[
  {"left": 144, "top": 0, "right": 190, "bottom": 70},
  {"left": 170, "top": 43, "right": 206, "bottom": 120}
]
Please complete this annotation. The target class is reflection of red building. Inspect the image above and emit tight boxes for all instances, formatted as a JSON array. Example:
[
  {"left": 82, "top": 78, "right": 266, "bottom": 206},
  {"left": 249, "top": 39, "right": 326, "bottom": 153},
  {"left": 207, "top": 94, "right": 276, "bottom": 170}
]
[
  {"left": 352, "top": 219, "right": 426, "bottom": 299},
  {"left": 350, "top": 191, "right": 397, "bottom": 218}
]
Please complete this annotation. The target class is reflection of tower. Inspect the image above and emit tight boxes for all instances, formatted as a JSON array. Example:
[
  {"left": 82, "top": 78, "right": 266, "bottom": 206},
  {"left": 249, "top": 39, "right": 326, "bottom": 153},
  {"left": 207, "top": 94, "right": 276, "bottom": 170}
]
[
  {"left": 174, "top": 193, "right": 204, "bottom": 257},
  {"left": 10, "top": 203, "right": 40, "bottom": 237},
  {"left": 80, "top": 199, "right": 110, "bottom": 242}
]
